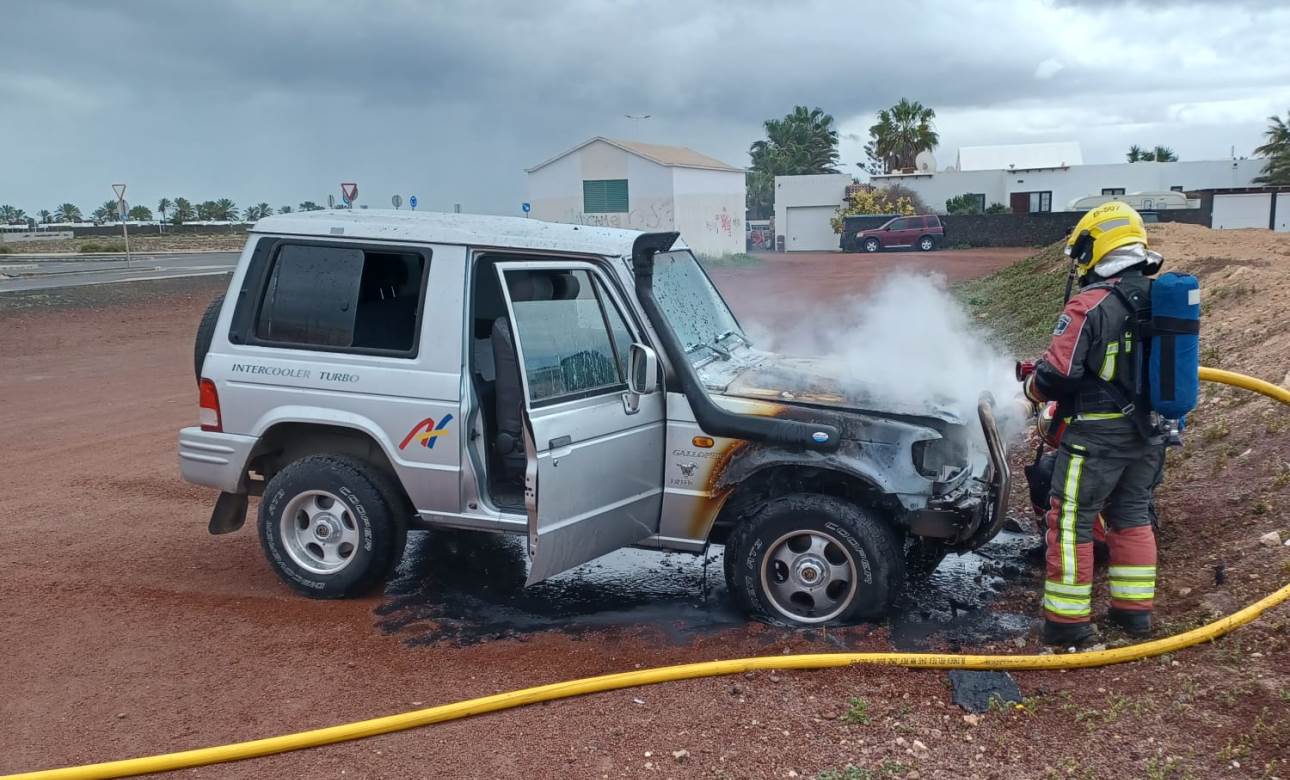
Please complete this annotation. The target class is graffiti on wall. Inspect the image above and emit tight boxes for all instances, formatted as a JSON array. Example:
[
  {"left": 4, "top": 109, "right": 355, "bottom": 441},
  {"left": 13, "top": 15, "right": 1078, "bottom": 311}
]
[
  {"left": 564, "top": 200, "right": 674, "bottom": 230},
  {"left": 704, "top": 206, "right": 741, "bottom": 237}
]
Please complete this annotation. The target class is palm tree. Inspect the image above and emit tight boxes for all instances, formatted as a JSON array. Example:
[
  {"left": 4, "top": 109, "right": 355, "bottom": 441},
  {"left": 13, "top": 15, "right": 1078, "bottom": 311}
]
[
  {"left": 1151, "top": 145, "right": 1178, "bottom": 162},
  {"left": 195, "top": 201, "right": 215, "bottom": 221},
  {"left": 127, "top": 205, "right": 153, "bottom": 221},
  {"left": 1253, "top": 108, "right": 1290, "bottom": 185},
  {"left": 242, "top": 202, "right": 272, "bottom": 221},
  {"left": 749, "top": 106, "right": 841, "bottom": 176},
  {"left": 54, "top": 203, "right": 82, "bottom": 223},
  {"left": 1126, "top": 144, "right": 1147, "bottom": 163},
  {"left": 94, "top": 199, "right": 121, "bottom": 223},
  {"left": 213, "top": 198, "right": 238, "bottom": 221},
  {"left": 0, "top": 204, "right": 21, "bottom": 224},
  {"left": 278, "top": 205, "right": 293, "bottom": 214},
  {"left": 172, "top": 197, "right": 194, "bottom": 225},
  {"left": 298, "top": 201, "right": 324, "bottom": 212},
  {"left": 1127, "top": 144, "right": 1179, "bottom": 162},
  {"left": 866, "top": 98, "right": 939, "bottom": 173},
  {"left": 38, "top": 209, "right": 52, "bottom": 224},
  {"left": 157, "top": 198, "right": 172, "bottom": 228}
]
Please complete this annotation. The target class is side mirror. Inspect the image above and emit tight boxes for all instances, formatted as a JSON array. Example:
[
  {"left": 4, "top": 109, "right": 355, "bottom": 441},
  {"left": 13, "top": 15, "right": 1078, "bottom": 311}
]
[{"left": 628, "top": 343, "right": 659, "bottom": 395}]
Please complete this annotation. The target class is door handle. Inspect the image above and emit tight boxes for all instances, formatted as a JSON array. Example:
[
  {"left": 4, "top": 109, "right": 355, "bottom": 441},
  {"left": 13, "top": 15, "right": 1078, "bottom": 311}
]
[{"left": 548, "top": 435, "right": 571, "bottom": 449}]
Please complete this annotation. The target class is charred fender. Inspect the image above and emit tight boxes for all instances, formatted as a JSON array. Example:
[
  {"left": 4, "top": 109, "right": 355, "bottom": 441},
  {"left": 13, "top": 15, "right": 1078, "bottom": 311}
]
[{"left": 631, "top": 232, "right": 841, "bottom": 453}]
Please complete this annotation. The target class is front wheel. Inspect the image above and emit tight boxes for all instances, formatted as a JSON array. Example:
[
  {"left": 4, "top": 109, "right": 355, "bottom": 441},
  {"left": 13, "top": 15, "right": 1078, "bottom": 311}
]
[
  {"left": 259, "top": 455, "right": 407, "bottom": 598},
  {"left": 724, "top": 494, "right": 902, "bottom": 626},
  {"left": 862, "top": 237, "right": 881, "bottom": 253}
]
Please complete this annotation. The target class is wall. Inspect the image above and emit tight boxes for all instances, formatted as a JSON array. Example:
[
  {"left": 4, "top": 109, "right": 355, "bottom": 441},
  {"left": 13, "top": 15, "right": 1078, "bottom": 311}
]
[
  {"left": 671, "top": 167, "right": 745, "bottom": 256},
  {"left": 527, "top": 140, "right": 676, "bottom": 232},
  {"left": 772, "top": 174, "right": 851, "bottom": 248},
  {"left": 874, "top": 159, "right": 1265, "bottom": 214},
  {"left": 939, "top": 209, "right": 1210, "bottom": 248}
]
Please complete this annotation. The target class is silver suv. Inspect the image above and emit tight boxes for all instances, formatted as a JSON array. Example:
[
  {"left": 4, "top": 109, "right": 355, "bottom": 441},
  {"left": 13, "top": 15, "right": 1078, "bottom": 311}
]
[{"left": 180, "top": 210, "right": 1008, "bottom": 626}]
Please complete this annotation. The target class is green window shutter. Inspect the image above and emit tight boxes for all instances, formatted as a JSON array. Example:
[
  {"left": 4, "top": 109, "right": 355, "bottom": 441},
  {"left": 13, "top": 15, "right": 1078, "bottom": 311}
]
[{"left": 583, "top": 179, "right": 629, "bottom": 213}]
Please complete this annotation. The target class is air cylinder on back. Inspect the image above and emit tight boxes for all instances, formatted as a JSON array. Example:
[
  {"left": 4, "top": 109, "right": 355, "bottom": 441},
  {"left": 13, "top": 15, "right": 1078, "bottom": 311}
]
[{"left": 1149, "top": 272, "right": 1200, "bottom": 419}]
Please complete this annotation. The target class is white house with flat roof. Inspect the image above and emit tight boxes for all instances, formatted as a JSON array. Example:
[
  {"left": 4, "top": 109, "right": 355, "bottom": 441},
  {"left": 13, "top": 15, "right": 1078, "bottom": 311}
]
[
  {"left": 526, "top": 137, "right": 745, "bottom": 256},
  {"left": 870, "top": 142, "right": 1264, "bottom": 214}
]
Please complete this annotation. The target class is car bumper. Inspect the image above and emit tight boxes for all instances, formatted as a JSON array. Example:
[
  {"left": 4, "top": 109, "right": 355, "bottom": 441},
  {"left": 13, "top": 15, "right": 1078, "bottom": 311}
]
[
  {"left": 906, "top": 394, "right": 1011, "bottom": 547},
  {"left": 178, "top": 427, "right": 257, "bottom": 493}
]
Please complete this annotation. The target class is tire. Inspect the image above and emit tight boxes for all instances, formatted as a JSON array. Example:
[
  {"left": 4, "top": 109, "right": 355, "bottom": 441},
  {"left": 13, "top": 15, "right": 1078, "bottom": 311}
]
[
  {"left": 259, "top": 455, "right": 408, "bottom": 598},
  {"left": 862, "top": 238, "right": 881, "bottom": 253},
  {"left": 724, "top": 494, "right": 903, "bottom": 626},
  {"left": 193, "top": 293, "right": 225, "bottom": 382},
  {"left": 917, "top": 235, "right": 936, "bottom": 252}
]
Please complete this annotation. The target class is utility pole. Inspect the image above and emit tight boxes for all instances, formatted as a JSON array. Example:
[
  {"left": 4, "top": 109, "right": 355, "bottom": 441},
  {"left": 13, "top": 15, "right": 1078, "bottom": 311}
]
[{"left": 112, "top": 183, "right": 132, "bottom": 268}]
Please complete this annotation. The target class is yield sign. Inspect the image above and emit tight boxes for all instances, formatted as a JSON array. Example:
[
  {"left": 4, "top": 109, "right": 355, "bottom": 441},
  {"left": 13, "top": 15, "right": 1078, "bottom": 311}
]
[
  {"left": 340, "top": 182, "right": 358, "bottom": 203},
  {"left": 112, "top": 183, "right": 127, "bottom": 201}
]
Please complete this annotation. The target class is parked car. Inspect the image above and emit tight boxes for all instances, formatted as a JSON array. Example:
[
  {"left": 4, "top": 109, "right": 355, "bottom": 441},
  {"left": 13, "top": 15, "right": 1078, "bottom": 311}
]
[
  {"left": 854, "top": 214, "right": 944, "bottom": 253},
  {"left": 181, "top": 210, "right": 1007, "bottom": 626}
]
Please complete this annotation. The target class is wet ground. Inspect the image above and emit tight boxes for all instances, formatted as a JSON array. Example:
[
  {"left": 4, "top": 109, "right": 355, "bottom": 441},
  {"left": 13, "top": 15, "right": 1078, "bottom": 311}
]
[{"left": 375, "top": 528, "right": 1040, "bottom": 650}]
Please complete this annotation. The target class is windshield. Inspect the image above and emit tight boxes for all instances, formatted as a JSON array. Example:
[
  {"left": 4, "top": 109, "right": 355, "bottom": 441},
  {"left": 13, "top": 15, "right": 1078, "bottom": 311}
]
[{"left": 651, "top": 250, "right": 744, "bottom": 359}]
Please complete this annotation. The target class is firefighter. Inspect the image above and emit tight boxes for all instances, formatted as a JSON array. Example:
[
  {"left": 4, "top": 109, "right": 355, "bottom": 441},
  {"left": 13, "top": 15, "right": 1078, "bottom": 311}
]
[{"left": 1021, "top": 202, "right": 1165, "bottom": 646}]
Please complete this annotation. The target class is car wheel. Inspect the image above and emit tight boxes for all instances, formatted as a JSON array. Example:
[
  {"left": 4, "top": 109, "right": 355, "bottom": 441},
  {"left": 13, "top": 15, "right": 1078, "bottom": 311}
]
[
  {"left": 863, "top": 238, "right": 881, "bottom": 253},
  {"left": 918, "top": 235, "right": 936, "bottom": 251},
  {"left": 259, "top": 455, "right": 408, "bottom": 598},
  {"left": 193, "top": 293, "right": 225, "bottom": 382},
  {"left": 724, "top": 494, "right": 902, "bottom": 626}
]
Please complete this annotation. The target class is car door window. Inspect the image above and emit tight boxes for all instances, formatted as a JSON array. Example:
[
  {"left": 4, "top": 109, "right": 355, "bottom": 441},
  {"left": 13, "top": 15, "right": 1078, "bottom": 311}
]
[
  {"left": 888, "top": 218, "right": 911, "bottom": 231},
  {"left": 504, "top": 268, "right": 627, "bottom": 405}
]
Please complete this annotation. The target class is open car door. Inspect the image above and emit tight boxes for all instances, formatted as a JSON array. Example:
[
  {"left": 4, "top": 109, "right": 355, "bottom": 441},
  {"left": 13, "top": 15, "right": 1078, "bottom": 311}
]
[{"left": 495, "top": 260, "right": 666, "bottom": 584}]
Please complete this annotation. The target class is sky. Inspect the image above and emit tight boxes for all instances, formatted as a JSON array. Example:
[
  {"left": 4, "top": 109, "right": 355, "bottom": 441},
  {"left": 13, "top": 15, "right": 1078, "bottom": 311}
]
[{"left": 2, "top": 0, "right": 1288, "bottom": 218}]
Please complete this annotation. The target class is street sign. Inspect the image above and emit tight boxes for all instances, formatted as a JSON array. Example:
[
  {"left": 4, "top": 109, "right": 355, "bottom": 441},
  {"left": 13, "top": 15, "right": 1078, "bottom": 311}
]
[
  {"left": 521, "top": 202, "right": 531, "bottom": 214},
  {"left": 340, "top": 182, "right": 358, "bottom": 205},
  {"left": 112, "top": 183, "right": 127, "bottom": 201},
  {"left": 391, "top": 194, "right": 403, "bottom": 210},
  {"left": 409, "top": 195, "right": 417, "bottom": 210},
  {"left": 110, "top": 184, "right": 131, "bottom": 267},
  {"left": 328, "top": 194, "right": 336, "bottom": 209}
]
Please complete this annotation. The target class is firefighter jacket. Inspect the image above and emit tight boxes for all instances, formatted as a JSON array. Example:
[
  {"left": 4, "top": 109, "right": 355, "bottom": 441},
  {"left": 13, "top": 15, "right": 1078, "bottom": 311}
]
[{"left": 1027, "top": 269, "right": 1156, "bottom": 436}]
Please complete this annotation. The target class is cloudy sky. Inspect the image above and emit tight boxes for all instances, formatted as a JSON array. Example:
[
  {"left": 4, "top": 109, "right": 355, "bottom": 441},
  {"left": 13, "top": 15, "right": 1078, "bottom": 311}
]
[{"left": 3, "top": 0, "right": 1288, "bottom": 217}]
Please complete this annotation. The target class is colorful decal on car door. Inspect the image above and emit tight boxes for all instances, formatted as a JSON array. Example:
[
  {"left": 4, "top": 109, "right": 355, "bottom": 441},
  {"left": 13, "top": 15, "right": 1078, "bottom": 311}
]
[{"left": 399, "top": 415, "right": 454, "bottom": 450}]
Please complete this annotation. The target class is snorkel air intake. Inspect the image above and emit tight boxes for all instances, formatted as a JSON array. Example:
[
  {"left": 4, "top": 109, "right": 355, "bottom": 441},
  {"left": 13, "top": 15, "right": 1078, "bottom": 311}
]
[{"left": 631, "top": 232, "right": 840, "bottom": 453}]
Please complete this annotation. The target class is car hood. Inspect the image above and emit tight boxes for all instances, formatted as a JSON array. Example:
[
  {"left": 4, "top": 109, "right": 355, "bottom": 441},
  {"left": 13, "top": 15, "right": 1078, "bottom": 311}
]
[{"left": 700, "top": 350, "right": 964, "bottom": 426}]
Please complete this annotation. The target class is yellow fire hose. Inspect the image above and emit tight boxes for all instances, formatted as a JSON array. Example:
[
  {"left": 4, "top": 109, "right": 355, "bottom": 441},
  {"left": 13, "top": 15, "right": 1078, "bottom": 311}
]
[{"left": 7, "top": 367, "right": 1289, "bottom": 780}]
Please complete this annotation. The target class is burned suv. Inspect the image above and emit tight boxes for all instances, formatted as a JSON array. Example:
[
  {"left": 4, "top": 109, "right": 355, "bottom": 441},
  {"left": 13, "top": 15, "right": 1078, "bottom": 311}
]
[{"left": 181, "top": 211, "right": 1007, "bottom": 626}]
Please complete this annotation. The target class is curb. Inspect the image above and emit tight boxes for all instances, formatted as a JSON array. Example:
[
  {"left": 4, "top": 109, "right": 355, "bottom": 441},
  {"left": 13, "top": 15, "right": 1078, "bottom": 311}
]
[
  {"left": 10, "top": 265, "right": 163, "bottom": 278},
  {"left": 7, "top": 249, "right": 241, "bottom": 261}
]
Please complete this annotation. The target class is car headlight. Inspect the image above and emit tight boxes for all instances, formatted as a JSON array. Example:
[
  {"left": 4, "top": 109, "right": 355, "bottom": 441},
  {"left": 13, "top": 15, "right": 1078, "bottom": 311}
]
[{"left": 912, "top": 435, "right": 969, "bottom": 480}]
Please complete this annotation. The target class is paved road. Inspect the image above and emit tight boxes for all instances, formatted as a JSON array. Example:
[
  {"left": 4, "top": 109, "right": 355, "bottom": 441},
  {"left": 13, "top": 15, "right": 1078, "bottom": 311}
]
[{"left": 0, "top": 252, "right": 238, "bottom": 292}]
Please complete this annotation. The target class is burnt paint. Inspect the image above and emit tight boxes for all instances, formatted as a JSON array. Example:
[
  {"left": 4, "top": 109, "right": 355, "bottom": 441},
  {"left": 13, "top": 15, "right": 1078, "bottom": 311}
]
[{"left": 374, "top": 528, "right": 1039, "bottom": 649}]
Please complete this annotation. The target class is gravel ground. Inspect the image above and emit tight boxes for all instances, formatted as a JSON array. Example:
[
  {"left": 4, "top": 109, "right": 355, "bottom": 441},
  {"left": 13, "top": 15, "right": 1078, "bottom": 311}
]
[{"left": 1, "top": 242, "right": 1287, "bottom": 779}]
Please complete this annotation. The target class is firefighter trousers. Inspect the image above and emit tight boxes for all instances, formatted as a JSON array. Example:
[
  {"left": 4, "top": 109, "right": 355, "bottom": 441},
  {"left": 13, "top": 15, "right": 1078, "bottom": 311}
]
[{"left": 1043, "top": 422, "right": 1165, "bottom": 624}]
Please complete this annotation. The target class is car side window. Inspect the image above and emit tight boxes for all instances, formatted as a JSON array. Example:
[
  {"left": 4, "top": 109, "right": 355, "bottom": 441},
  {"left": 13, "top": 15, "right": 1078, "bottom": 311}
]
[
  {"left": 504, "top": 268, "right": 628, "bottom": 404},
  {"left": 254, "top": 243, "right": 428, "bottom": 355},
  {"left": 889, "top": 218, "right": 911, "bottom": 231}
]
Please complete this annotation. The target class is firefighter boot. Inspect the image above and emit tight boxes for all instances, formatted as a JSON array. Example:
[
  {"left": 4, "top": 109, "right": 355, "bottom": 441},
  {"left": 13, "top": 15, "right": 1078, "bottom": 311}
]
[
  {"left": 1041, "top": 620, "right": 1096, "bottom": 647},
  {"left": 1107, "top": 608, "right": 1152, "bottom": 638}
]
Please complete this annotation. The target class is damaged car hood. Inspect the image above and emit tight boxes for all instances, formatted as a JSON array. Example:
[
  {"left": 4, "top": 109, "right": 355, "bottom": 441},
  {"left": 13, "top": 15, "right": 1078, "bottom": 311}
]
[{"left": 701, "top": 351, "right": 965, "bottom": 426}]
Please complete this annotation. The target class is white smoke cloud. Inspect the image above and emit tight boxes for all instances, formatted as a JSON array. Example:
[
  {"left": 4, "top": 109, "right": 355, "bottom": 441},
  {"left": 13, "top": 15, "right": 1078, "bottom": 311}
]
[{"left": 748, "top": 273, "right": 1028, "bottom": 438}]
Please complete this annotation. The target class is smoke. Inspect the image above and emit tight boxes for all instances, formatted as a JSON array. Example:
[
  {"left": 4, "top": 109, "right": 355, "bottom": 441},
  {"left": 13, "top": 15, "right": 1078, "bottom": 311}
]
[{"left": 748, "top": 272, "right": 1028, "bottom": 436}]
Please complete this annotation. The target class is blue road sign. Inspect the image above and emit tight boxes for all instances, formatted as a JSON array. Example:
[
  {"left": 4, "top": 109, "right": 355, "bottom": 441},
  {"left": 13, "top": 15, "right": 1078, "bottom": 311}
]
[
  {"left": 521, "top": 202, "right": 531, "bottom": 213},
  {"left": 409, "top": 195, "right": 418, "bottom": 210}
]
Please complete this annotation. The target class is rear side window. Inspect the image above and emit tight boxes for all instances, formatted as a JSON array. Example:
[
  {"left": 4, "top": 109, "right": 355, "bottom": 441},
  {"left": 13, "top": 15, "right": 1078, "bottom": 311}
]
[{"left": 254, "top": 243, "right": 428, "bottom": 355}]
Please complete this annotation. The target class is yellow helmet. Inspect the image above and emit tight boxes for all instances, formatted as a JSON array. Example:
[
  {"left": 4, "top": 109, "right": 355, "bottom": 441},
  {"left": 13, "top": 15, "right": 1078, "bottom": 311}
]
[{"left": 1065, "top": 201, "right": 1148, "bottom": 276}]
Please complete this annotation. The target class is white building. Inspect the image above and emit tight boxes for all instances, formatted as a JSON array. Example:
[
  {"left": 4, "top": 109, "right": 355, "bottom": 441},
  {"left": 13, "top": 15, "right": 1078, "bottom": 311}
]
[
  {"left": 773, "top": 173, "right": 852, "bottom": 251},
  {"left": 526, "top": 137, "right": 745, "bottom": 256},
  {"left": 871, "top": 142, "right": 1264, "bottom": 215}
]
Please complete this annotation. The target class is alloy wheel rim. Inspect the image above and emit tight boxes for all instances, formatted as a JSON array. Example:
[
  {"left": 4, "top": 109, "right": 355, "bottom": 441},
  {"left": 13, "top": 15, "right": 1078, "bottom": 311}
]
[
  {"left": 759, "top": 528, "right": 859, "bottom": 623},
  {"left": 280, "top": 490, "right": 360, "bottom": 575}
]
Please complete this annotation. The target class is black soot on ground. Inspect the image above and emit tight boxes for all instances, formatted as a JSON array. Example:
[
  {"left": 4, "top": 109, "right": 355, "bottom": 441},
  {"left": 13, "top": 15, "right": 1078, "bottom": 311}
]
[{"left": 376, "top": 528, "right": 1039, "bottom": 647}]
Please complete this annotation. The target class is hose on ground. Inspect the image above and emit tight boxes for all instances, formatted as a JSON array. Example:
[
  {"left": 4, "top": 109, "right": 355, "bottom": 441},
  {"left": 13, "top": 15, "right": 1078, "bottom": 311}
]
[{"left": 7, "top": 367, "right": 1288, "bottom": 780}]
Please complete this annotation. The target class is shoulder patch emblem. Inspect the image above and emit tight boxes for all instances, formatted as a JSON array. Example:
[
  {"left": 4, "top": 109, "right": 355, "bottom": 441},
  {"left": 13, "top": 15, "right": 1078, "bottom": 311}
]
[{"left": 1053, "top": 313, "right": 1072, "bottom": 336}]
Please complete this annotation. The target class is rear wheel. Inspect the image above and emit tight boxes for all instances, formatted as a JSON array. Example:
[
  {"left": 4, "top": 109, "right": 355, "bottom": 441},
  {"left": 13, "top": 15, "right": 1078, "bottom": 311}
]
[
  {"left": 917, "top": 235, "right": 936, "bottom": 251},
  {"left": 863, "top": 237, "right": 881, "bottom": 253},
  {"left": 259, "top": 455, "right": 407, "bottom": 598},
  {"left": 724, "top": 494, "right": 902, "bottom": 626}
]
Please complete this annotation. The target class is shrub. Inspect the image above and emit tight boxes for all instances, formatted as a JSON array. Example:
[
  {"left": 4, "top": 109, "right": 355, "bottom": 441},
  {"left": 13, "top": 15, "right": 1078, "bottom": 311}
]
[
  {"left": 831, "top": 184, "right": 926, "bottom": 233},
  {"left": 945, "top": 193, "right": 984, "bottom": 215},
  {"left": 985, "top": 202, "right": 1009, "bottom": 214},
  {"left": 78, "top": 241, "right": 127, "bottom": 253}
]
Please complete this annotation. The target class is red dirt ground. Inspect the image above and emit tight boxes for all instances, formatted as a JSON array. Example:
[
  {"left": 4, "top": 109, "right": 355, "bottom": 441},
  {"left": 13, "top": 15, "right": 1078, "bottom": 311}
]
[{"left": 2, "top": 244, "right": 1287, "bottom": 779}]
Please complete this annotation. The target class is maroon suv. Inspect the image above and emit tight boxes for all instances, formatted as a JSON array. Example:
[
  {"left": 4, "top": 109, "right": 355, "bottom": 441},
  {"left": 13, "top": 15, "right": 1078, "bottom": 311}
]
[{"left": 856, "top": 214, "right": 944, "bottom": 253}]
